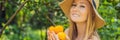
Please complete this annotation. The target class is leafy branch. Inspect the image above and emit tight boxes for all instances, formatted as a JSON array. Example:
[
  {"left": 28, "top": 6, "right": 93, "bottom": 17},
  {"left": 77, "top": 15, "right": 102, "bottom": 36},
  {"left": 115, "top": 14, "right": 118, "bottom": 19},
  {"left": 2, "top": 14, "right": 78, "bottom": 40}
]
[{"left": 0, "top": 0, "right": 28, "bottom": 37}]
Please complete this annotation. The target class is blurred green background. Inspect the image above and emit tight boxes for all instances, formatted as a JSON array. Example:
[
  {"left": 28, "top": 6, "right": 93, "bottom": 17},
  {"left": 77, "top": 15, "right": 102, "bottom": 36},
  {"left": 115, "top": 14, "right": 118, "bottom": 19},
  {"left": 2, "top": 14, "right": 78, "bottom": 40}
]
[{"left": 0, "top": 0, "right": 120, "bottom": 40}]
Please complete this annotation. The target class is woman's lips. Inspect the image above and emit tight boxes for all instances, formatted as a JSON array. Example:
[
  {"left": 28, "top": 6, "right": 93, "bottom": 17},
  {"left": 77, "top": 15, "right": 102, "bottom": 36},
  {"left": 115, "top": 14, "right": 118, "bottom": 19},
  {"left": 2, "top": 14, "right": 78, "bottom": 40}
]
[{"left": 72, "top": 13, "right": 80, "bottom": 17}]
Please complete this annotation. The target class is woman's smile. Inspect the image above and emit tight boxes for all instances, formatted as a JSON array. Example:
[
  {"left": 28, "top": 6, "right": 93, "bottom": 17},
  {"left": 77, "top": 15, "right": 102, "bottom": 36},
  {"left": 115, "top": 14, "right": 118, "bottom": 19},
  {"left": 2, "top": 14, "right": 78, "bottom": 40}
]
[{"left": 72, "top": 13, "right": 80, "bottom": 17}]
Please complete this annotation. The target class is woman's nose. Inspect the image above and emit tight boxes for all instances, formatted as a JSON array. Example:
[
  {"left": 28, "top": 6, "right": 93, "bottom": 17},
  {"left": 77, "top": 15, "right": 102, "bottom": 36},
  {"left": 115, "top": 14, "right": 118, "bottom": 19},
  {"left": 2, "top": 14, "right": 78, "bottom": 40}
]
[{"left": 72, "top": 6, "right": 78, "bottom": 12}]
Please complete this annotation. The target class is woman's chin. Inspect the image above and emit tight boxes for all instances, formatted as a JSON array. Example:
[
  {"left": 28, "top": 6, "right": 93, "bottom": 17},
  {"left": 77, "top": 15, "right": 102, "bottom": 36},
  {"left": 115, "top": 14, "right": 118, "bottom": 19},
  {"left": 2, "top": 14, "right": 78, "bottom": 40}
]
[
  {"left": 71, "top": 19, "right": 86, "bottom": 23},
  {"left": 71, "top": 19, "right": 80, "bottom": 22}
]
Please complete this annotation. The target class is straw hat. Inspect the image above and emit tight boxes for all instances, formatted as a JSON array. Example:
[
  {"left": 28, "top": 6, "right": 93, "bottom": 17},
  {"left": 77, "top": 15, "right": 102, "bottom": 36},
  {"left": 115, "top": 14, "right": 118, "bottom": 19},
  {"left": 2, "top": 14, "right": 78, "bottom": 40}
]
[{"left": 59, "top": 0, "right": 105, "bottom": 29}]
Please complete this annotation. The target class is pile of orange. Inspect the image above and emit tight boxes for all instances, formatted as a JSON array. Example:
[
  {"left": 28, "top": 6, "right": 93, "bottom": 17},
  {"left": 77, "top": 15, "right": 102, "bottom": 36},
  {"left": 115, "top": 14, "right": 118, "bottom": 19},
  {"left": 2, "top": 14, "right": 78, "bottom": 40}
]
[{"left": 48, "top": 25, "right": 66, "bottom": 40}]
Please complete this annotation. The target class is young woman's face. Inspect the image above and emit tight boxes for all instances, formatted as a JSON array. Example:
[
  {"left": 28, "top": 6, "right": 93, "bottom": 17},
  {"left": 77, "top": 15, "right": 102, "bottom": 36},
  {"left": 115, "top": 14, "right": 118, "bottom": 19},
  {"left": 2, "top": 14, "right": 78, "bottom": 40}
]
[{"left": 70, "top": 0, "right": 91, "bottom": 23}]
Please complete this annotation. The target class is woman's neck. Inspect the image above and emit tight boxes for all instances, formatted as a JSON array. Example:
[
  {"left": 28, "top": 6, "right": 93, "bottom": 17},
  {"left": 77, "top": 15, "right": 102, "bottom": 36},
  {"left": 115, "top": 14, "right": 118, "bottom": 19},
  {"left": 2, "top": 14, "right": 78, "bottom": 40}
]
[{"left": 76, "top": 22, "right": 87, "bottom": 40}]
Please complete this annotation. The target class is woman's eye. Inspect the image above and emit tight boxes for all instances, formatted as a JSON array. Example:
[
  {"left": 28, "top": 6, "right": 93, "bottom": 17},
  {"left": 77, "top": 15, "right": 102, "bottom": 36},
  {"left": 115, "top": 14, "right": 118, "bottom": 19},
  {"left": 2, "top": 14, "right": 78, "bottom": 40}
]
[
  {"left": 72, "top": 4, "right": 76, "bottom": 7},
  {"left": 80, "top": 5, "right": 85, "bottom": 8}
]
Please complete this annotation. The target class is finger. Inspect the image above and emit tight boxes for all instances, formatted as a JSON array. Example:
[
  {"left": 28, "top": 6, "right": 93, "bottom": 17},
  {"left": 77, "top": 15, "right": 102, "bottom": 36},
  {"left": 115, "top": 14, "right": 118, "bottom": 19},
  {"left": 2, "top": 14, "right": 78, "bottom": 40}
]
[
  {"left": 47, "top": 34, "right": 51, "bottom": 40},
  {"left": 47, "top": 30, "right": 51, "bottom": 40},
  {"left": 54, "top": 34, "right": 59, "bottom": 40},
  {"left": 51, "top": 33, "right": 56, "bottom": 40},
  {"left": 48, "top": 34, "right": 53, "bottom": 40},
  {"left": 51, "top": 32, "right": 56, "bottom": 40},
  {"left": 52, "top": 32, "right": 60, "bottom": 40},
  {"left": 47, "top": 30, "right": 50, "bottom": 35},
  {"left": 48, "top": 31, "right": 54, "bottom": 40},
  {"left": 47, "top": 35, "right": 51, "bottom": 40}
]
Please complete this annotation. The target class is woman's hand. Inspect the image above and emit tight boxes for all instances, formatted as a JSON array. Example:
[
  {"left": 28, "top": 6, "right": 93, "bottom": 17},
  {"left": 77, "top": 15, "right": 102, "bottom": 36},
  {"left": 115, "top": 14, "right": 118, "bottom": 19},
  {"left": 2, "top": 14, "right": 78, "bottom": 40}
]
[
  {"left": 47, "top": 30, "right": 70, "bottom": 40},
  {"left": 47, "top": 30, "right": 59, "bottom": 40}
]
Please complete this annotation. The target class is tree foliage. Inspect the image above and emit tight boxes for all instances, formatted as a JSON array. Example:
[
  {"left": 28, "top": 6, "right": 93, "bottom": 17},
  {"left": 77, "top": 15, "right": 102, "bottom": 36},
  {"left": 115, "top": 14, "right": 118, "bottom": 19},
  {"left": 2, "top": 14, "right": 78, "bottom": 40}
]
[{"left": 0, "top": 0, "right": 120, "bottom": 40}]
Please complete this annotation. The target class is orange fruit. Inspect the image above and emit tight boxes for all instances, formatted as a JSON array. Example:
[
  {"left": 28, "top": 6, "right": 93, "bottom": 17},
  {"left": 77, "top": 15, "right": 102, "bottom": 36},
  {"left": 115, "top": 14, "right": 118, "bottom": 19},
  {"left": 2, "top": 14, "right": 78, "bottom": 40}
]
[
  {"left": 48, "top": 26, "right": 55, "bottom": 32},
  {"left": 54, "top": 25, "right": 64, "bottom": 34},
  {"left": 57, "top": 32, "right": 66, "bottom": 40}
]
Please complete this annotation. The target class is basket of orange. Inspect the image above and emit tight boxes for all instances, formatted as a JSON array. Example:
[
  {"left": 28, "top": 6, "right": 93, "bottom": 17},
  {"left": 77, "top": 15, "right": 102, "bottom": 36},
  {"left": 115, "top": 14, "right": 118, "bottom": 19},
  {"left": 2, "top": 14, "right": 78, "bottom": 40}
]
[{"left": 48, "top": 25, "right": 67, "bottom": 40}]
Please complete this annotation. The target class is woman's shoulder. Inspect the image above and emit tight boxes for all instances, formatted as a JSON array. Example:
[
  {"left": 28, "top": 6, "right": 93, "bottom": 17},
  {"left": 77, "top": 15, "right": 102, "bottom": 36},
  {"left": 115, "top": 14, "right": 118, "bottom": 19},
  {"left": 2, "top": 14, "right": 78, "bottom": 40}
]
[{"left": 89, "top": 31, "right": 101, "bottom": 40}]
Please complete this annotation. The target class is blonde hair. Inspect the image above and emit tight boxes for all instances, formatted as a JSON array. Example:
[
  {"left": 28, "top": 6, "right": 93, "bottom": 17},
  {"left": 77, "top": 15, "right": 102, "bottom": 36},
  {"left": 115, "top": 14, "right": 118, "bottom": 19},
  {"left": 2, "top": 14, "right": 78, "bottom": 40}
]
[{"left": 67, "top": 2, "right": 96, "bottom": 40}]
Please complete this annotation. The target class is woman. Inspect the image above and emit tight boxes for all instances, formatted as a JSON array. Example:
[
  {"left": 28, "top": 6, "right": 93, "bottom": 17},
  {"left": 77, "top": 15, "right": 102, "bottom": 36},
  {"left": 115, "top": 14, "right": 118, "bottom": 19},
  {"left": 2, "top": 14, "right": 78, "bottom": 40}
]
[{"left": 47, "top": 0, "right": 105, "bottom": 40}]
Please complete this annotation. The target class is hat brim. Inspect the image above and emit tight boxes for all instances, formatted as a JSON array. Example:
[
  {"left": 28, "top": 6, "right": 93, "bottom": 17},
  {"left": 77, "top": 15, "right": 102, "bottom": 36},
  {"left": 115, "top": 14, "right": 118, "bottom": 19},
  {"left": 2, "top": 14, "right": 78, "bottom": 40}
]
[{"left": 59, "top": 0, "right": 105, "bottom": 29}]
